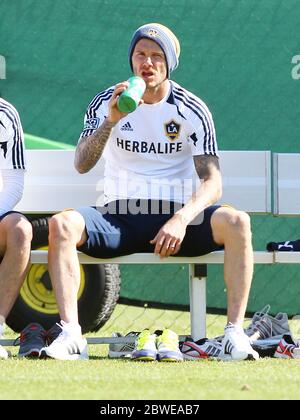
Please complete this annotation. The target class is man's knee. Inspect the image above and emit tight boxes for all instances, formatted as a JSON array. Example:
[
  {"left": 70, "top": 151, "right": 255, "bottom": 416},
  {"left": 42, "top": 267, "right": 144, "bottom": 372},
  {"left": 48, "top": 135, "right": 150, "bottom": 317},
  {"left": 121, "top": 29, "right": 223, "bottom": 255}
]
[
  {"left": 229, "top": 210, "right": 251, "bottom": 233},
  {"left": 4, "top": 214, "right": 33, "bottom": 247},
  {"left": 212, "top": 207, "right": 252, "bottom": 243},
  {"left": 49, "top": 211, "right": 84, "bottom": 243}
]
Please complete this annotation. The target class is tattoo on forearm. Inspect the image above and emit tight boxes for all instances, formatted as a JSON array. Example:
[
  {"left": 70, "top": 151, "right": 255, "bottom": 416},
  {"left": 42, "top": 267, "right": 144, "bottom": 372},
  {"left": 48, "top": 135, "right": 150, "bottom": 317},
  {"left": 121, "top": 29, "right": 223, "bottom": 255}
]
[
  {"left": 193, "top": 155, "right": 220, "bottom": 180},
  {"left": 75, "top": 119, "right": 116, "bottom": 173}
]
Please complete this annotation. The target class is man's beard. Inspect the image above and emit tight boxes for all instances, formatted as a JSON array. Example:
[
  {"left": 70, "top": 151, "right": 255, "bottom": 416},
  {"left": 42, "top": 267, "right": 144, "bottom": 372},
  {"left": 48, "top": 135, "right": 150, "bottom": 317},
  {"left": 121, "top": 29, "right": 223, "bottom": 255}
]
[{"left": 145, "top": 76, "right": 168, "bottom": 92}]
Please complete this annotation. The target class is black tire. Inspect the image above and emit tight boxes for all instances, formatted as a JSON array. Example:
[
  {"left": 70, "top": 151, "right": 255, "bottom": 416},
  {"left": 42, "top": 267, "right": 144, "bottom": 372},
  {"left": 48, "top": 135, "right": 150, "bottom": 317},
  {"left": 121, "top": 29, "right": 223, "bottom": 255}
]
[
  {"left": 30, "top": 216, "right": 50, "bottom": 249},
  {"left": 6, "top": 217, "right": 121, "bottom": 334},
  {"left": 78, "top": 264, "right": 121, "bottom": 332},
  {"left": 6, "top": 262, "right": 121, "bottom": 334}
]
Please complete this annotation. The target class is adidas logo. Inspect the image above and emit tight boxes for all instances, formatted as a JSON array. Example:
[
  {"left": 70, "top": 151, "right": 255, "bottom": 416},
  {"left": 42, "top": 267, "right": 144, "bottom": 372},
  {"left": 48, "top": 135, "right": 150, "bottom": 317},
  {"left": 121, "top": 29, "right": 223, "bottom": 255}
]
[{"left": 120, "top": 122, "right": 133, "bottom": 131}]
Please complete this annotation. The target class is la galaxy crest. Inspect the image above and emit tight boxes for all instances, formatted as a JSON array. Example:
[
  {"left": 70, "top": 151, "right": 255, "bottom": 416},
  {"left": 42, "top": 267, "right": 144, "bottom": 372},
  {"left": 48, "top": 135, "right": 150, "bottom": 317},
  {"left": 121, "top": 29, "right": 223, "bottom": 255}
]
[
  {"left": 164, "top": 120, "right": 181, "bottom": 141},
  {"left": 147, "top": 28, "right": 159, "bottom": 37}
]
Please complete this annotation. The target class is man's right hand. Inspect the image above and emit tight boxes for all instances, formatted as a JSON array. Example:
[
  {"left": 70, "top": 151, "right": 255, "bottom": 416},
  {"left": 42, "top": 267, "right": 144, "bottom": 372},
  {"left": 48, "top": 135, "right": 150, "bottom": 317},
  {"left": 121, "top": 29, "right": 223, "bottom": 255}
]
[{"left": 107, "top": 82, "right": 130, "bottom": 124}]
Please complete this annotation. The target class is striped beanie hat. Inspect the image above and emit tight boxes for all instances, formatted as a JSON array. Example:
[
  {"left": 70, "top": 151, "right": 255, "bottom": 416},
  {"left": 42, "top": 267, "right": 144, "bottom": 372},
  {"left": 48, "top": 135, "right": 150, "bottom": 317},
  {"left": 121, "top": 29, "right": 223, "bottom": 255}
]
[{"left": 128, "top": 23, "right": 180, "bottom": 77}]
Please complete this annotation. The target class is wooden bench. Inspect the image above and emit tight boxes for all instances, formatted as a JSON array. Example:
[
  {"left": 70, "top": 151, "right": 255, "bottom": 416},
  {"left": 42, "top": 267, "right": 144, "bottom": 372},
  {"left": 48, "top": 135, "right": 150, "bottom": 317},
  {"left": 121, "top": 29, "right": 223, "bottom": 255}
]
[{"left": 2, "top": 149, "right": 285, "bottom": 347}]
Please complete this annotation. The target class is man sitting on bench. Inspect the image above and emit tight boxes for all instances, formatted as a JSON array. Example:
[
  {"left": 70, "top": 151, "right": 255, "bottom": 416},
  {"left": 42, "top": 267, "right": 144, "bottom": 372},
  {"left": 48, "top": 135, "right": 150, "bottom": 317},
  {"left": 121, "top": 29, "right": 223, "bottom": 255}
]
[
  {"left": 0, "top": 98, "right": 32, "bottom": 359},
  {"left": 41, "top": 23, "right": 259, "bottom": 361}
]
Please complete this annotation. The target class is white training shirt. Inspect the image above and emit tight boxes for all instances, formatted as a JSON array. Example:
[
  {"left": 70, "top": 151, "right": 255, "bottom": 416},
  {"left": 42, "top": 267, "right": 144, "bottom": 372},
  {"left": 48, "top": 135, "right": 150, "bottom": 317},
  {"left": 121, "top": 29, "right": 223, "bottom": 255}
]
[
  {"left": 0, "top": 98, "right": 26, "bottom": 215},
  {"left": 80, "top": 81, "right": 218, "bottom": 204}
]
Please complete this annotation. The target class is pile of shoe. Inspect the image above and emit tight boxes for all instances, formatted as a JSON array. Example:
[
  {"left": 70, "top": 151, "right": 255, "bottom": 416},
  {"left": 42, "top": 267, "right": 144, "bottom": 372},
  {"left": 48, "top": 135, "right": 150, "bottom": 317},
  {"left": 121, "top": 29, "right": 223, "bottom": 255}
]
[
  {"left": 13, "top": 305, "right": 300, "bottom": 362},
  {"left": 243, "top": 305, "right": 300, "bottom": 359},
  {"left": 109, "top": 329, "right": 183, "bottom": 362},
  {"left": 243, "top": 305, "right": 294, "bottom": 358},
  {"left": 15, "top": 323, "right": 61, "bottom": 358},
  {"left": 181, "top": 323, "right": 259, "bottom": 362},
  {"left": 15, "top": 322, "right": 88, "bottom": 360},
  {"left": 180, "top": 304, "right": 299, "bottom": 362},
  {"left": 245, "top": 305, "right": 290, "bottom": 343}
]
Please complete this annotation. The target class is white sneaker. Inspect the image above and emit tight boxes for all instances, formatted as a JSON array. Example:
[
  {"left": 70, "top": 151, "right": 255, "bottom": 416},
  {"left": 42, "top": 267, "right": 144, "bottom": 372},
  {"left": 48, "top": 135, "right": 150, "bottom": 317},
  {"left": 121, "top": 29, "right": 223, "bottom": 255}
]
[
  {"left": 40, "top": 321, "right": 88, "bottom": 361},
  {"left": 181, "top": 338, "right": 228, "bottom": 361},
  {"left": 0, "top": 344, "right": 9, "bottom": 359},
  {"left": 222, "top": 323, "right": 259, "bottom": 361},
  {"left": 108, "top": 331, "right": 139, "bottom": 358}
]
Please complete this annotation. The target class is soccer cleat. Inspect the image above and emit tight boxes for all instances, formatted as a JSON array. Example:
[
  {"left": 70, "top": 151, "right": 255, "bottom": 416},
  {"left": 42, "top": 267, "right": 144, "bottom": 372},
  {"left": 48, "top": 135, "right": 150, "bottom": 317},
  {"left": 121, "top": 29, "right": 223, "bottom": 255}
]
[
  {"left": 181, "top": 338, "right": 227, "bottom": 361},
  {"left": 222, "top": 323, "right": 259, "bottom": 361},
  {"left": 245, "top": 306, "right": 291, "bottom": 343},
  {"left": 40, "top": 321, "right": 88, "bottom": 360},
  {"left": 274, "top": 334, "right": 300, "bottom": 359},
  {"left": 17, "top": 323, "right": 47, "bottom": 358},
  {"left": 108, "top": 331, "right": 140, "bottom": 358},
  {"left": 131, "top": 329, "right": 157, "bottom": 361},
  {"left": 0, "top": 344, "right": 9, "bottom": 359},
  {"left": 156, "top": 329, "right": 183, "bottom": 362}
]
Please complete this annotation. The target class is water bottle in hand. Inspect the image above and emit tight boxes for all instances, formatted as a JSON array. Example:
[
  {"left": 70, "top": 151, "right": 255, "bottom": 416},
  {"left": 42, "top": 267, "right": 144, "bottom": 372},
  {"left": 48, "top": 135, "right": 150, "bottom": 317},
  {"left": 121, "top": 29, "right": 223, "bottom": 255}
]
[{"left": 117, "top": 76, "right": 146, "bottom": 113}]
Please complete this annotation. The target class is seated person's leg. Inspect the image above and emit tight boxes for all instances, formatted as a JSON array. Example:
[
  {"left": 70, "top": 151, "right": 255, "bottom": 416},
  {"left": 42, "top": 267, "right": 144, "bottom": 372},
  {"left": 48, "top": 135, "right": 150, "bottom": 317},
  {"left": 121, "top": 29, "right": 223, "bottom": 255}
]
[{"left": 0, "top": 212, "right": 32, "bottom": 359}]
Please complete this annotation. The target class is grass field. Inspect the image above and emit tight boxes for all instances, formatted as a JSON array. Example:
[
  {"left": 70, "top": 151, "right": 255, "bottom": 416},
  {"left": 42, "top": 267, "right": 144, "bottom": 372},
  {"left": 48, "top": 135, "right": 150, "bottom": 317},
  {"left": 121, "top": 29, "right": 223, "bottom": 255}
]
[{"left": 1, "top": 305, "right": 300, "bottom": 400}]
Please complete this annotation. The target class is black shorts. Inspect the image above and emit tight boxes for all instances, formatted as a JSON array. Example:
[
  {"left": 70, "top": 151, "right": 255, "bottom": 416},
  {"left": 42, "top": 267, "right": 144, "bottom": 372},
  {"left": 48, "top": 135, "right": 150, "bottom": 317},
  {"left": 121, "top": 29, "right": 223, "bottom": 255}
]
[{"left": 77, "top": 200, "right": 223, "bottom": 258}]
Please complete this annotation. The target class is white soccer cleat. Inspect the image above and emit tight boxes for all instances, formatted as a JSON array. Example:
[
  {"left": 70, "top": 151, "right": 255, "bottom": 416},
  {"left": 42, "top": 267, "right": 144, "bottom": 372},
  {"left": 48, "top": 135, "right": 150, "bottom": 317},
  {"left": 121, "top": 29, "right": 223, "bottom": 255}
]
[{"left": 222, "top": 323, "right": 259, "bottom": 361}]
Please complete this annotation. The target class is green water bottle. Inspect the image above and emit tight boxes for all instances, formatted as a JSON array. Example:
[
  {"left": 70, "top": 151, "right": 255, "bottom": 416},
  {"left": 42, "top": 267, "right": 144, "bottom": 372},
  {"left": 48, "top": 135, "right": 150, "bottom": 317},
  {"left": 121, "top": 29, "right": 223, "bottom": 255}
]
[{"left": 117, "top": 76, "right": 146, "bottom": 113}]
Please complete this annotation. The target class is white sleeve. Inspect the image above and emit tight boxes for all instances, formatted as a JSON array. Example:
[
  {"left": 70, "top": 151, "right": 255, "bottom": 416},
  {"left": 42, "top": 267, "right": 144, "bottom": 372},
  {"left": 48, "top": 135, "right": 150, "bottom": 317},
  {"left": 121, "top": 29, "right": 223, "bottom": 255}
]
[
  {"left": 187, "top": 101, "right": 219, "bottom": 157},
  {"left": 79, "top": 87, "right": 114, "bottom": 140},
  {"left": 0, "top": 101, "right": 26, "bottom": 170},
  {"left": 0, "top": 169, "right": 24, "bottom": 216}
]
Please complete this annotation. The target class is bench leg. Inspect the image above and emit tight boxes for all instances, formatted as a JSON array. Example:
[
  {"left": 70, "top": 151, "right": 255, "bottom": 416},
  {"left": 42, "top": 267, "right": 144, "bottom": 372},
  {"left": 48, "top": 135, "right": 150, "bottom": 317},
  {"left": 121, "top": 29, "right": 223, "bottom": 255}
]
[
  {"left": 189, "top": 264, "right": 207, "bottom": 341},
  {"left": 0, "top": 338, "right": 15, "bottom": 346}
]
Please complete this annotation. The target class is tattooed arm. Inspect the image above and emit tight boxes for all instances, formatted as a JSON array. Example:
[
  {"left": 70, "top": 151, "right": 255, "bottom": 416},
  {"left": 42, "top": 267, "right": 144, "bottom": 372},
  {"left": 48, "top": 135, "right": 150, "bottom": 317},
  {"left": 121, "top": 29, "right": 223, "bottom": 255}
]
[
  {"left": 75, "top": 119, "right": 116, "bottom": 173},
  {"left": 175, "top": 155, "right": 222, "bottom": 224},
  {"left": 75, "top": 81, "right": 130, "bottom": 174}
]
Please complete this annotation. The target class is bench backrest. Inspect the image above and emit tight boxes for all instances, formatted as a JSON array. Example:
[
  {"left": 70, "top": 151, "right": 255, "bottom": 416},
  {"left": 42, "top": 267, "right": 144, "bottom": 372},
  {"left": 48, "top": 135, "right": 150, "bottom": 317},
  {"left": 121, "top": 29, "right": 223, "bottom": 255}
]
[
  {"left": 15, "top": 150, "right": 272, "bottom": 214},
  {"left": 218, "top": 151, "right": 271, "bottom": 213},
  {"left": 273, "top": 153, "right": 300, "bottom": 216}
]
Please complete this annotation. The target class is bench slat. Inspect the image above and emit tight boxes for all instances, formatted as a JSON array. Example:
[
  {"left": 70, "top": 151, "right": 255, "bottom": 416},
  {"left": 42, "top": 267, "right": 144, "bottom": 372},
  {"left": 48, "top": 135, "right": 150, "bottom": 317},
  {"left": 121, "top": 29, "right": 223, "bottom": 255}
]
[
  {"left": 274, "top": 252, "right": 300, "bottom": 263},
  {"left": 14, "top": 150, "right": 272, "bottom": 214},
  {"left": 29, "top": 250, "right": 274, "bottom": 265},
  {"left": 273, "top": 153, "right": 300, "bottom": 215}
]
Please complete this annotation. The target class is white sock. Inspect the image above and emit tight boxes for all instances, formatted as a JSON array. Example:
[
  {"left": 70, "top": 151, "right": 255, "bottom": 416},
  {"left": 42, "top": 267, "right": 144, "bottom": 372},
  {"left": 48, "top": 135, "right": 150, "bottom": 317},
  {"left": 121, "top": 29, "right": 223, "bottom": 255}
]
[
  {"left": 225, "top": 323, "right": 244, "bottom": 334},
  {"left": 61, "top": 320, "right": 82, "bottom": 337}
]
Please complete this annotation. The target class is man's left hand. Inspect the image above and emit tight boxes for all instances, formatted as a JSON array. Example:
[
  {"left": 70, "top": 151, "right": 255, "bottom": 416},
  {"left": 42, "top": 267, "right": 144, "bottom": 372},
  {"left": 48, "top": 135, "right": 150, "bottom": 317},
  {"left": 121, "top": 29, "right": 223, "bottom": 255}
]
[{"left": 150, "top": 214, "right": 188, "bottom": 258}]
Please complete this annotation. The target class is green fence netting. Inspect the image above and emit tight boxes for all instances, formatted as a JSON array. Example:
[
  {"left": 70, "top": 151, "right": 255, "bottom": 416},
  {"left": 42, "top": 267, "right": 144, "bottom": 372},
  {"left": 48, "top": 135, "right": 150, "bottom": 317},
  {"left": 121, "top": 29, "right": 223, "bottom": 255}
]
[{"left": 1, "top": 0, "right": 300, "bottom": 315}]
